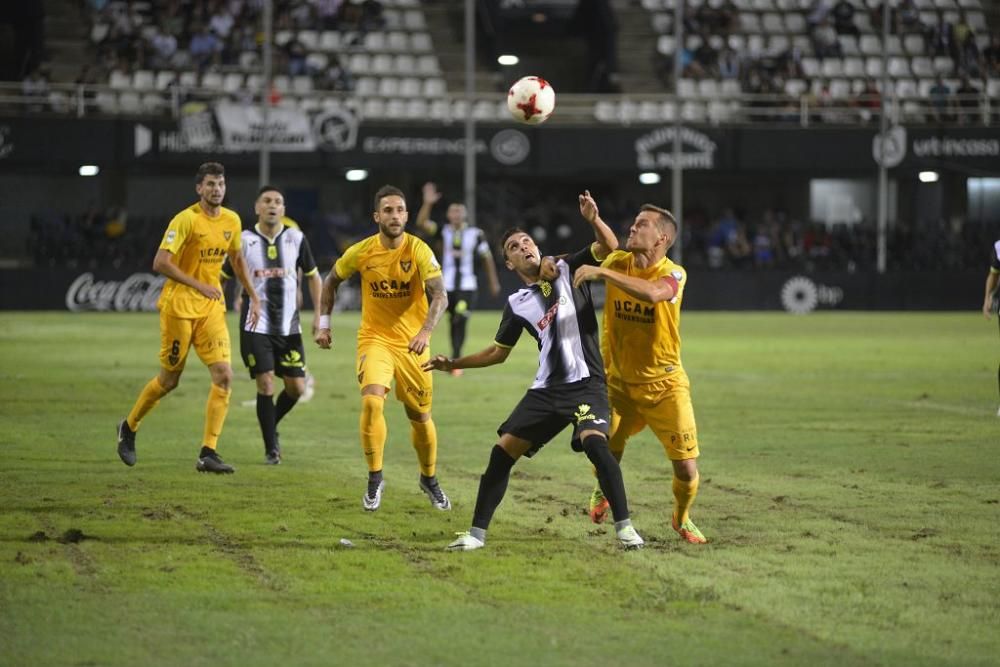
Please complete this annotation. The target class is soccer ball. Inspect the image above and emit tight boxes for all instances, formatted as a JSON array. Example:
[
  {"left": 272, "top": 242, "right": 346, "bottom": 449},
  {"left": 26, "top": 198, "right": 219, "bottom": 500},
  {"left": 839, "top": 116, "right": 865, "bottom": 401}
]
[{"left": 507, "top": 76, "right": 556, "bottom": 125}]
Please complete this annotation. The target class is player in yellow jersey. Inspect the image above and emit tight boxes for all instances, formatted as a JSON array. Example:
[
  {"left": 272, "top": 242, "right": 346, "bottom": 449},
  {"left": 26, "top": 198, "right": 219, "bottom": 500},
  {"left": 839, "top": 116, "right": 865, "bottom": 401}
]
[
  {"left": 116, "top": 162, "right": 261, "bottom": 474},
  {"left": 315, "top": 185, "right": 450, "bottom": 511},
  {"left": 573, "top": 195, "right": 708, "bottom": 544}
]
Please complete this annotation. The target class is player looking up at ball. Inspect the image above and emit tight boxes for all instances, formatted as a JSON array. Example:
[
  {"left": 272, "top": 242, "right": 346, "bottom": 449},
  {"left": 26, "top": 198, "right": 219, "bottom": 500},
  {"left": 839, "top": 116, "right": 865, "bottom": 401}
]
[
  {"left": 423, "top": 190, "right": 644, "bottom": 552},
  {"left": 574, "top": 195, "right": 708, "bottom": 544}
]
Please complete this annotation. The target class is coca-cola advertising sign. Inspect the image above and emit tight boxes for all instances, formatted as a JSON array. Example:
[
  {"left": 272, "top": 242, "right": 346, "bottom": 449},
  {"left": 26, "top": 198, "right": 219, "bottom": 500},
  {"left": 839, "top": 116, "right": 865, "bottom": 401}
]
[{"left": 65, "top": 272, "right": 165, "bottom": 312}]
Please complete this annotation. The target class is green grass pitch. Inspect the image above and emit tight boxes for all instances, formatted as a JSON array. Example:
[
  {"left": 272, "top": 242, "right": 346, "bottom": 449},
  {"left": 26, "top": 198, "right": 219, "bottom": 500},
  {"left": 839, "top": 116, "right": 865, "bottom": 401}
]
[{"left": 0, "top": 311, "right": 997, "bottom": 666}]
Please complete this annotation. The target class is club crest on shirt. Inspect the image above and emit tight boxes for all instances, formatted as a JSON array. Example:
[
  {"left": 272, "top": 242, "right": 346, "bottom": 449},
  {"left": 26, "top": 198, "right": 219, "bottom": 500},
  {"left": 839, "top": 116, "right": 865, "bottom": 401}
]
[
  {"left": 267, "top": 245, "right": 278, "bottom": 260},
  {"left": 400, "top": 260, "right": 412, "bottom": 273},
  {"left": 224, "top": 231, "right": 232, "bottom": 240}
]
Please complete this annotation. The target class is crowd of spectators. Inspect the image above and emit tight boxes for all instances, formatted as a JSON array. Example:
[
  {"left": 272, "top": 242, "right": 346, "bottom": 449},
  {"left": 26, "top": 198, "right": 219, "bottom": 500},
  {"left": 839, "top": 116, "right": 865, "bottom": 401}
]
[
  {"left": 82, "top": 0, "right": 389, "bottom": 93},
  {"left": 655, "top": 0, "right": 999, "bottom": 123}
]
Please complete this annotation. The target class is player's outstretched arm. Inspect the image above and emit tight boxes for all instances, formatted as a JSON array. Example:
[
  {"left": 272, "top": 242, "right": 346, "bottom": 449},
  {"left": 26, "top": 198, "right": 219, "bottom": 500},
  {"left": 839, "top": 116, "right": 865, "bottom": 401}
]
[
  {"left": 153, "top": 249, "right": 222, "bottom": 300},
  {"left": 578, "top": 189, "right": 619, "bottom": 259},
  {"left": 409, "top": 276, "right": 448, "bottom": 354},
  {"left": 422, "top": 344, "right": 512, "bottom": 373},
  {"left": 316, "top": 271, "right": 343, "bottom": 349}
]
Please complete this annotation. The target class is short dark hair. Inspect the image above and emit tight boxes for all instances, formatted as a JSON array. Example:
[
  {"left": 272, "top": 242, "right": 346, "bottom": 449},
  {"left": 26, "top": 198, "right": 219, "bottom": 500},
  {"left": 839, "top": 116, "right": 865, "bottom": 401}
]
[
  {"left": 195, "top": 162, "right": 225, "bottom": 184},
  {"left": 640, "top": 204, "right": 677, "bottom": 235},
  {"left": 499, "top": 226, "right": 530, "bottom": 261},
  {"left": 373, "top": 185, "right": 405, "bottom": 212},
  {"left": 256, "top": 185, "right": 283, "bottom": 199}
]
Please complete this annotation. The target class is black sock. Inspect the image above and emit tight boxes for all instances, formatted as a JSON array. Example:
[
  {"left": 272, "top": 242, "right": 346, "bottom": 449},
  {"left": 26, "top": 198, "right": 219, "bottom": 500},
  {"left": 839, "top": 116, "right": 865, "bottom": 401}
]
[
  {"left": 275, "top": 390, "right": 298, "bottom": 424},
  {"left": 582, "top": 434, "right": 630, "bottom": 523},
  {"left": 199, "top": 446, "right": 216, "bottom": 458},
  {"left": 368, "top": 469, "right": 383, "bottom": 497},
  {"left": 256, "top": 393, "right": 277, "bottom": 453},
  {"left": 472, "top": 445, "right": 516, "bottom": 530},
  {"left": 451, "top": 313, "right": 468, "bottom": 359}
]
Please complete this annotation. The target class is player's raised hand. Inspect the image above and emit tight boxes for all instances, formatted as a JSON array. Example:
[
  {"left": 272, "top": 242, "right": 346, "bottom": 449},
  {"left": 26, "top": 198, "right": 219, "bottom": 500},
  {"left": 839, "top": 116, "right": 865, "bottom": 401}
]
[
  {"left": 578, "top": 189, "right": 599, "bottom": 224},
  {"left": 421, "top": 354, "right": 452, "bottom": 373},
  {"left": 573, "top": 264, "right": 604, "bottom": 288},
  {"left": 315, "top": 328, "right": 332, "bottom": 349},
  {"left": 422, "top": 182, "right": 443, "bottom": 205},
  {"left": 246, "top": 295, "right": 262, "bottom": 329}
]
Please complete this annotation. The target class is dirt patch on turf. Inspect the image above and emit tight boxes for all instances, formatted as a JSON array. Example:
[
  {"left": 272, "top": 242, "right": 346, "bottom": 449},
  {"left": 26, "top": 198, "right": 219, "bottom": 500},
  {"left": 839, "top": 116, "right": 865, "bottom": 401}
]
[{"left": 204, "top": 524, "right": 287, "bottom": 592}]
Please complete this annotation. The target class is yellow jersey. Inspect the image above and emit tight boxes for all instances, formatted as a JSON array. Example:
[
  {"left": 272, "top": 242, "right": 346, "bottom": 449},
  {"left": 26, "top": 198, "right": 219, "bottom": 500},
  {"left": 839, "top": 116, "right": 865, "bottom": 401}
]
[
  {"left": 157, "top": 203, "right": 242, "bottom": 318},
  {"left": 334, "top": 232, "right": 442, "bottom": 347},
  {"left": 600, "top": 249, "right": 687, "bottom": 384}
]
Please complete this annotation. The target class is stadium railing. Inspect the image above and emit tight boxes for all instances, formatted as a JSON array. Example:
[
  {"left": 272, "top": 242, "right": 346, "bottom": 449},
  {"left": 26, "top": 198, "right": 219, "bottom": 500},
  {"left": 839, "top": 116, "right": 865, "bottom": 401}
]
[{"left": 0, "top": 81, "right": 994, "bottom": 127}]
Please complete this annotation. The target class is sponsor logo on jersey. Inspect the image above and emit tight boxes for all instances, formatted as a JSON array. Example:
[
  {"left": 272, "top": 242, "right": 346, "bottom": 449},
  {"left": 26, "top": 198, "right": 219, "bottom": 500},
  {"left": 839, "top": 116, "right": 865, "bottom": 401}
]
[
  {"left": 574, "top": 403, "right": 598, "bottom": 424},
  {"left": 537, "top": 301, "right": 559, "bottom": 330}
]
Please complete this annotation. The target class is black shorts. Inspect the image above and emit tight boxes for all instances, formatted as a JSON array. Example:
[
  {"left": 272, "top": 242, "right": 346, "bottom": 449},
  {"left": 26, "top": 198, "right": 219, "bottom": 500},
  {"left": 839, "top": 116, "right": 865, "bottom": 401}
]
[
  {"left": 497, "top": 376, "right": 610, "bottom": 457},
  {"left": 447, "top": 289, "right": 478, "bottom": 317},
  {"left": 240, "top": 331, "right": 306, "bottom": 379}
]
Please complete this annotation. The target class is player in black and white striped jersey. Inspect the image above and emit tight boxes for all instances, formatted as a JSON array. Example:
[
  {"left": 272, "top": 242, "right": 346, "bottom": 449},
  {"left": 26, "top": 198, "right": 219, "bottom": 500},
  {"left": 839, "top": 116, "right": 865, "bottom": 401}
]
[
  {"left": 983, "top": 238, "right": 1000, "bottom": 416},
  {"left": 222, "top": 186, "right": 322, "bottom": 463},
  {"left": 415, "top": 182, "right": 501, "bottom": 374},
  {"left": 423, "top": 190, "right": 645, "bottom": 551}
]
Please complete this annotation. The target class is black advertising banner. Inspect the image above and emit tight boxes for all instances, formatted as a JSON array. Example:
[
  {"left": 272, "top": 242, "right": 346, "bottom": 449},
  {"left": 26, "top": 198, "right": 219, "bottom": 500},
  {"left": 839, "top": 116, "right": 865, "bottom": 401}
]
[
  {"left": 0, "top": 267, "right": 982, "bottom": 312},
  {"left": 2, "top": 113, "right": 997, "bottom": 175}
]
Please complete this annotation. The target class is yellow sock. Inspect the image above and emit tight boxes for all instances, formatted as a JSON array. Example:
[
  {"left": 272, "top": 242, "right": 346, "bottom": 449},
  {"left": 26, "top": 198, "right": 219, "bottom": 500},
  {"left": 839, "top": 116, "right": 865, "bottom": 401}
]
[
  {"left": 202, "top": 383, "right": 231, "bottom": 450},
  {"left": 360, "top": 395, "right": 387, "bottom": 472},
  {"left": 410, "top": 419, "right": 438, "bottom": 477},
  {"left": 127, "top": 377, "right": 168, "bottom": 431},
  {"left": 672, "top": 474, "right": 700, "bottom": 525}
]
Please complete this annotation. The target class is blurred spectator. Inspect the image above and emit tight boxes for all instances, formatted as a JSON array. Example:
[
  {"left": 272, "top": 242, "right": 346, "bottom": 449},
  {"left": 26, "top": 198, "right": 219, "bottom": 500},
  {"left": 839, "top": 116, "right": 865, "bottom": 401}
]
[
  {"left": 984, "top": 36, "right": 1000, "bottom": 78},
  {"left": 21, "top": 67, "right": 50, "bottom": 112},
  {"left": 954, "top": 77, "right": 981, "bottom": 125},
  {"left": 928, "top": 77, "right": 951, "bottom": 123},
  {"left": 811, "top": 19, "right": 842, "bottom": 60},
  {"left": 926, "top": 13, "right": 956, "bottom": 59},
  {"left": 189, "top": 23, "right": 223, "bottom": 68},
  {"left": 718, "top": 47, "right": 741, "bottom": 80},
  {"left": 320, "top": 54, "right": 354, "bottom": 91},
  {"left": 312, "top": 0, "right": 344, "bottom": 30},
  {"left": 148, "top": 21, "right": 178, "bottom": 69},
  {"left": 831, "top": 0, "right": 859, "bottom": 36}
]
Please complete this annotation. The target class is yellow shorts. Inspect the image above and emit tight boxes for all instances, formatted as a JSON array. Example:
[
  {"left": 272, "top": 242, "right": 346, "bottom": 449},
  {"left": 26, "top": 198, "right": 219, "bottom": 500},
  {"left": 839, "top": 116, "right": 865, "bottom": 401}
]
[
  {"left": 356, "top": 342, "right": 433, "bottom": 414},
  {"left": 608, "top": 372, "right": 699, "bottom": 461},
  {"left": 158, "top": 309, "right": 231, "bottom": 371}
]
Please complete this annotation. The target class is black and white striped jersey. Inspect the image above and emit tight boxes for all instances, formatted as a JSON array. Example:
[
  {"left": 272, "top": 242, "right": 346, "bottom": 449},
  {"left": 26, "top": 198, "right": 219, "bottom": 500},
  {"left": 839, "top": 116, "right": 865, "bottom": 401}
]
[
  {"left": 493, "top": 245, "right": 605, "bottom": 390},
  {"left": 222, "top": 224, "right": 318, "bottom": 336},
  {"left": 436, "top": 224, "right": 491, "bottom": 292}
]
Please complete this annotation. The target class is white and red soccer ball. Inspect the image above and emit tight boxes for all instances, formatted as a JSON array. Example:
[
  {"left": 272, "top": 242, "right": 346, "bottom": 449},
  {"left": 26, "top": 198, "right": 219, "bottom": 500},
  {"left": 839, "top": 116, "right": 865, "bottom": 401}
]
[{"left": 507, "top": 76, "right": 555, "bottom": 125}]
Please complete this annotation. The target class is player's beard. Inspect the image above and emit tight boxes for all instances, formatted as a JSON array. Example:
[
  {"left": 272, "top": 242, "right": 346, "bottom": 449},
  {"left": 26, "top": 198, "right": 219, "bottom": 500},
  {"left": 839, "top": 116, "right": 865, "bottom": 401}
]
[{"left": 378, "top": 220, "right": 405, "bottom": 239}]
